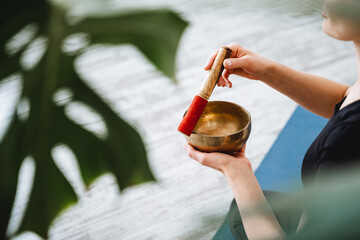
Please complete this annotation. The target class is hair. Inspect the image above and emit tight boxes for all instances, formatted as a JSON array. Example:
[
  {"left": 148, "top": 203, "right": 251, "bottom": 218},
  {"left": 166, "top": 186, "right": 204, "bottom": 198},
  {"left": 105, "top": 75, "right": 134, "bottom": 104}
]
[{"left": 327, "top": 0, "right": 360, "bottom": 20}]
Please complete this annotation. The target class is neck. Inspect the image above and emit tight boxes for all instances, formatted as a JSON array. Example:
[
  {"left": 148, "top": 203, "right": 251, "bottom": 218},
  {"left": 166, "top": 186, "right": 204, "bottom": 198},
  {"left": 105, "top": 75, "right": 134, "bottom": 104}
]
[{"left": 355, "top": 41, "right": 360, "bottom": 83}]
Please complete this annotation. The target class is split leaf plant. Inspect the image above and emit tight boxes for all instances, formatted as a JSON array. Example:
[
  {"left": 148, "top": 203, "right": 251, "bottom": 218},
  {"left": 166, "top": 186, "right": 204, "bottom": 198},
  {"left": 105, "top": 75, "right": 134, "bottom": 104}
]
[{"left": 0, "top": 0, "right": 187, "bottom": 238}]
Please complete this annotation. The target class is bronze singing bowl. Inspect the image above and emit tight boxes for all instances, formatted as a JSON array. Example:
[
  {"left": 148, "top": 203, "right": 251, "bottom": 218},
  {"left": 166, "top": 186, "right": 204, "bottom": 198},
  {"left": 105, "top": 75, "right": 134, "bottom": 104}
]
[{"left": 184, "top": 101, "right": 251, "bottom": 153}]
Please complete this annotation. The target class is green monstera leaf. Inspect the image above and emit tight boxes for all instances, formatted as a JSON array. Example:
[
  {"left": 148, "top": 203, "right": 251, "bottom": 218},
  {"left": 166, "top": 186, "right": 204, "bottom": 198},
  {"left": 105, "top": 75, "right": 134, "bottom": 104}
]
[{"left": 0, "top": 0, "right": 187, "bottom": 238}]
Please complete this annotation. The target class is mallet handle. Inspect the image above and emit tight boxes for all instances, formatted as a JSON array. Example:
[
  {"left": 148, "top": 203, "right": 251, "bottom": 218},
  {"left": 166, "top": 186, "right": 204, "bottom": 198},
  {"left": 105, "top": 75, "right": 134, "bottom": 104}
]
[{"left": 198, "top": 46, "right": 232, "bottom": 100}]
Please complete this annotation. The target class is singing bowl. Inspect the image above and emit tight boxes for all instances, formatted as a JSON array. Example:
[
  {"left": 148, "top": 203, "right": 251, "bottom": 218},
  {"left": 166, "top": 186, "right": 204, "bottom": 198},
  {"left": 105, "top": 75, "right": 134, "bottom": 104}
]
[{"left": 184, "top": 101, "right": 251, "bottom": 153}]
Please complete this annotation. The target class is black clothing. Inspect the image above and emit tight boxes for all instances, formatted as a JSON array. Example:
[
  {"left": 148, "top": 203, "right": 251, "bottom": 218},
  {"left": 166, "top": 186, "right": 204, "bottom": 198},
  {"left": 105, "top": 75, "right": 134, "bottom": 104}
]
[{"left": 302, "top": 98, "right": 360, "bottom": 186}]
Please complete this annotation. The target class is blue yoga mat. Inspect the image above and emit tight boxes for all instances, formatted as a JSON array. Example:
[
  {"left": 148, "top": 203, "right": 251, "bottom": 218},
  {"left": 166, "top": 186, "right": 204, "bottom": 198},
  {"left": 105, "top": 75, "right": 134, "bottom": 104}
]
[
  {"left": 255, "top": 106, "right": 327, "bottom": 192},
  {"left": 212, "top": 106, "right": 327, "bottom": 239}
]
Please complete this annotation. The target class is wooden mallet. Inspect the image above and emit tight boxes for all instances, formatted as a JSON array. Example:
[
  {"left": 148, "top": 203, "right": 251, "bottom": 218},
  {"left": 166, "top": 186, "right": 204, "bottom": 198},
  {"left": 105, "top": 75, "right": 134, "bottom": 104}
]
[{"left": 178, "top": 46, "right": 232, "bottom": 136}]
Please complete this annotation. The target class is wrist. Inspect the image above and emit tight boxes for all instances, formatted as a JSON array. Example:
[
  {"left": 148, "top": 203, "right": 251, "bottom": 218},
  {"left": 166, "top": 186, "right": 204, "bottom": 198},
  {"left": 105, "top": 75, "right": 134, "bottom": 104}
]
[
  {"left": 261, "top": 58, "right": 279, "bottom": 82},
  {"left": 222, "top": 160, "right": 253, "bottom": 179}
]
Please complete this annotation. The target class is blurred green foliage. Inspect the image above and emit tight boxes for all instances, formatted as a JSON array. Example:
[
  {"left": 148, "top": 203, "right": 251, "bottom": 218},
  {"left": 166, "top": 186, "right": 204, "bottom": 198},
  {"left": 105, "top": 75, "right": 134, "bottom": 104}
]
[
  {"left": 249, "top": 167, "right": 360, "bottom": 240},
  {"left": 0, "top": 0, "right": 187, "bottom": 239},
  {"left": 285, "top": 167, "right": 360, "bottom": 239}
]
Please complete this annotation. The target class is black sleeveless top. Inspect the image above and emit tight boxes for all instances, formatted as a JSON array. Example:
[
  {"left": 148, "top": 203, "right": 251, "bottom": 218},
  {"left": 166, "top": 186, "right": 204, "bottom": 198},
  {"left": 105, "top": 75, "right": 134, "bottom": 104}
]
[{"left": 302, "top": 98, "right": 360, "bottom": 186}]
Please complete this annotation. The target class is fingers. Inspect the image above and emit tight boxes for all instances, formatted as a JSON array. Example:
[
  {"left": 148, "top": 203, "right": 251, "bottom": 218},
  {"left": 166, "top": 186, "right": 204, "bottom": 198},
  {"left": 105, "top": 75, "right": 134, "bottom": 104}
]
[
  {"left": 205, "top": 43, "right": 245, "bottom": 69},
  {"left": 184, "top": 143, "right": 201, "bottom": 159},
  {"left": 227, "top": 42, "right": 243, "bottom": 57},
  {"left": 233, "top": 144, "right": 247, "bottom": 158},
  {"left": 204, "top": 50, "right": 219, "bottom": 70},
  {"left": 203, "top": 44, "right": 239, "bottom": 70},
  {"left": 217, "top": 75, "right": 232, "bottom": 88},
  {"left": 223, "top": 56, "right": 250, "bottom": 70},
  {"left": 183, "top": 143, "right": 250, "bottom": 173},
  {"left": 221, "top": 69, "right": 233, "bottom": 88},
  {"left": 241, "top": 144, "right": 247, "bottom": 153},
  {"left": 183, "top": 144, "right": 210, "bottom": 166},
  {"left": 183, "top": 144, "right": 229, "bottom": 172},
  {"left": 205, "top": 43, "right": 247, "bottom": 87}
]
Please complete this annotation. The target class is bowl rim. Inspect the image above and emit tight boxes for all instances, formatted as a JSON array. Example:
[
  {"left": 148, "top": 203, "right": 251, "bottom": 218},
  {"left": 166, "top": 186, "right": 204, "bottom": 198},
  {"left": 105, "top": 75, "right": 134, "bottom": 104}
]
[{"left": 184, "top": 100, "right": 251, "bottom": 138}]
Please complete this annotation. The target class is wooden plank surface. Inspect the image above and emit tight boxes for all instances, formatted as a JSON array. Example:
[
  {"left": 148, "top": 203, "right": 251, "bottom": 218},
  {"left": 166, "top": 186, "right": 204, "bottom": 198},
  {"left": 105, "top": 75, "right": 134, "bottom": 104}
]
[{"left": 2, "top": 0, "right": 357, "bottom": 239}]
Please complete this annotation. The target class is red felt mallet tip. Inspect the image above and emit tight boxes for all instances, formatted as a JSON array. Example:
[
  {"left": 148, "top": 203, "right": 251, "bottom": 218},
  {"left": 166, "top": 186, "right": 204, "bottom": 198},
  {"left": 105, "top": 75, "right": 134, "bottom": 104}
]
[
  {"left": 178, "top": 95, "right": 208, "bottom": 136},
  {"left": 177, "top": 46, "right": 232, "bottom": 137}
]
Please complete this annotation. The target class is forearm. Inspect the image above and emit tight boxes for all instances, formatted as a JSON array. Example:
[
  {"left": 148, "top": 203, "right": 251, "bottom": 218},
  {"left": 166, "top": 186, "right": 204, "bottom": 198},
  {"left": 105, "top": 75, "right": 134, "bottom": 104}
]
[
  {"left": 224, "top": 164, "right": 286, "bottom": 240},
  {"left": 262, "top": 61, "right": 349, "bottom": 118}
]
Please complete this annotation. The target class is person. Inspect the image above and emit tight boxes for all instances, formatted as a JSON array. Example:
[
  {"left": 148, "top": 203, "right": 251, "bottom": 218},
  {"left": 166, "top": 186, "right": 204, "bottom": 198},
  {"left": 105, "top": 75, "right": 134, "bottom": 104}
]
[{"left": 183, "top": 0, "right": 360, "bottom": 239}]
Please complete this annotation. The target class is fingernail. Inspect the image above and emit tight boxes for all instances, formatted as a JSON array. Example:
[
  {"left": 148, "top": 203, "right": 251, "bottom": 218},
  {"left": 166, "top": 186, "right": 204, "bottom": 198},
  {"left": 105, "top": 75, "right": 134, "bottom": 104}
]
[
  {"left": 226, "top": 83, "right": 230, "bottom": 88},
  {"left": 225, "top": 59, "right": 232, "bottom": 66}
]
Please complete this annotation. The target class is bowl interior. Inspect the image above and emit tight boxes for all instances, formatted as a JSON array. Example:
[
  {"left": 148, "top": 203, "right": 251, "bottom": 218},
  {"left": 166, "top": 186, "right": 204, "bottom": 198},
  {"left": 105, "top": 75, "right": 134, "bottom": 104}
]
[{"left": 193, "top": 101, "right": 250, "bottom": 137}]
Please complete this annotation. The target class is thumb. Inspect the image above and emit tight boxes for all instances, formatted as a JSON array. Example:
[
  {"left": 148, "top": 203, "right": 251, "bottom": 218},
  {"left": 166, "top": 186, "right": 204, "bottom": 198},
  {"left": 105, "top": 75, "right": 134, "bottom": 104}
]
[
  {"left": 233, "top": 144, "right": 247, "bottom": 158},
  {"left": 223, "top": 57, "right": 250, "bottom": 69}
]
